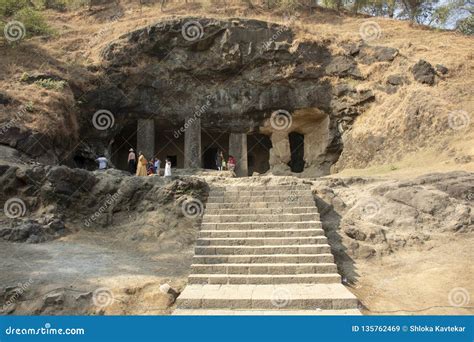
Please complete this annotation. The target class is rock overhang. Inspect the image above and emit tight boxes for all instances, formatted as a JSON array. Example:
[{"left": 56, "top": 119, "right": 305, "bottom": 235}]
[{"left": 75, "top": 16, "right": 399, "bottom": 174}]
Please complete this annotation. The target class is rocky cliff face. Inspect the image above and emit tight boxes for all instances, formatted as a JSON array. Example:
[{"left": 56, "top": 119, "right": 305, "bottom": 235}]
[
  {"left": 75, "top": 17, "right": 401, "bottom": 175},
  {"left": 0, "top": 164, "right": 208, "bottom": 245},
  {"left": 1, "top": 16, "right": 463, "bottom": 175}
]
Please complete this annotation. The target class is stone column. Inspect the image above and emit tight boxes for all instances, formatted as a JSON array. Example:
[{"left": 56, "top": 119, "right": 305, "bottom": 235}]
[
  {"left": 137, "top": 119, "right": 155, "bottom": 160},
  {"left": 269, "top": 131, "right": 291, "bottom": 174},
  {"left": 184, "top": 116, "right": 201, "bottom": 168},
  {"left": 229, "top": 133, "right": 248, "bottom": 177}
]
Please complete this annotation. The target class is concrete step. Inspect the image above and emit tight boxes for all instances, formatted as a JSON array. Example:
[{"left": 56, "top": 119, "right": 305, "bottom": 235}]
[
  {"left": 193, "top": 254, "right": 335, "bottom": 264},
  {"left": 190, "top": 263, "right": 338, "bottom": 275},
  {"left": 176, "top": 284, "right": 357, "bottom": 310},
  {"left": 195, "top": 244, "right": 332, "bottom": 255},
  {"left": 188, "top": 273, "right": 341, "bottom": 285},
  {"left": 212, "top": 185, "right": 309, "bottom": 191},
  {"left": 201, "top": 221, "right": 322, "bottom": 230},
  {"left": 206, "top": 201, "right": 316, "bottom": 209},
  {"left": 202, "top": 213, "right": 320, "bottom": 223},
  {"left": 173, "top": 308, "right": 362, "bottom": 315},
  {"left": 199, "top": 228, "right": 325, "bottom": 238},
  {"left": 207, "top": 195, "right": 315, "bottom": 203},
  {"left": 208, "top": 190, "right": 313, "bottom": 197},
  {"left": 196, "top": 236, "right": 328, "bottom": 246},
  {"left": 205, "top": 207, "right": 318, "bottom": 215}
]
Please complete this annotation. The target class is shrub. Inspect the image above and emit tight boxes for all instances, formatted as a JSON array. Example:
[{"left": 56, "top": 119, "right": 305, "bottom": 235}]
[
  {"left": 13, "top": 7, "right": 52, "bottom": 37},
  {"left": 0, "top": 0, "right": 31, "bottom": 16},
  {"left": 34, "top": 78, "right": 68, "bottom": 90},
  {"left": 456, "top": 15, "right": 473, "bottom": 36}
]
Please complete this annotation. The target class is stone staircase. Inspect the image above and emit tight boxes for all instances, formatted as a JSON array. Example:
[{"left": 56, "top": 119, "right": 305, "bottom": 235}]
[{"left": 173, "top": 184, "right": 360, "bottom": 315}]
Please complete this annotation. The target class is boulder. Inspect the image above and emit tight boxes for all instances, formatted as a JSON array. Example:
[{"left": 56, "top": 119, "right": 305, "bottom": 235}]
[
  {"left": 325, "top": 56, "right": 363, "bottom": 79},
  {"left": 435, "top": 64, "right": 448, "bottom": 75},
  {"left": 411, "top": 60, "right": 436, "bottom": 85},
  {"left": 357, "top": 45, "right": 399, "bottom": 64},
  {"left": 386, "top": 74, "right": 406, "bottom": 86},
  {"left": 0, "top": 92, "right": 12, "bottom": 105}
]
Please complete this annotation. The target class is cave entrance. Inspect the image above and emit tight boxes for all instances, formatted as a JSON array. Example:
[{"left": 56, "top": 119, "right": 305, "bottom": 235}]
[
  {"left": 247, "top": 133, "right": 271, "bottom": 175},
  {"left": 111, "top": 122, "right": 137, "bottom": 171},
  {"left": 288, "top": 132, "right": 305, "bottom": 173},
  {"left": 203, "top": 147, "right": 218, "bottom": 169},
  {"left": 202, "top": 131, "right": 229, "bottom": 170},
  {"left": 111, "top": 122, "right": 186, "bottom": 172}
]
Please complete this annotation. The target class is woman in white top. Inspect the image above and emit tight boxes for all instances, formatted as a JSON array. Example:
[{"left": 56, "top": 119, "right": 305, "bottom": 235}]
[{"left": 164, "top": 159, "right": 172, "bottom": 177}]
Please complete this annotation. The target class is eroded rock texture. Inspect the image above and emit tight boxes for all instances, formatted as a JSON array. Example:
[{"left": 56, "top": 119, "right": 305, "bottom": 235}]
[{"left": 76, "top": 17, "right": 392, "bottom": 175}]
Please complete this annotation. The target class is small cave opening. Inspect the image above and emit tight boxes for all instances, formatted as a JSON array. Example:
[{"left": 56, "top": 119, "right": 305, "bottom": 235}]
[
  {"left": 247, "top": 133, "right": 271, "bottom": 175},
  {"left": 111, "top": 122, "right": 137, "bottom": 171},
  {"left": 288, "top": 132, "right": 305, "bottom": 173},
  {"left": 202, "top": 130, "right": 230, "bottom": 170},
  {"left": 203, "top": 147, "right": 218, "bottom": 169}
]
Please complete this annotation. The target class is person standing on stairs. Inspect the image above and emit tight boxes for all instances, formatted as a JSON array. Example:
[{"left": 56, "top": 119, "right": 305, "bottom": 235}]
[
  {"left": 136, "top": 152, "right": 148, "bottom": 176},
  {"left": 127, "top": 148, "right": 136, "bottom": 174},
  {"left": 164, "top": 158, "right": 172, "bottom": 177},
  {"left": 216, "top": 150, "right": 223, "bottom": 170},
  {"left": 96, "top": 156, "right": 108, "bottom": 170},
  {"left": 154, "top": 157, "right": 161, "bottom": 175}
]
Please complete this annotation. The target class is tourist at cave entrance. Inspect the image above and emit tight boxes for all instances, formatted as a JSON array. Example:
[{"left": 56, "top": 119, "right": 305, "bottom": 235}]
[
  {"left": 96, "top": 156, "right": 108, "bottom": 170},
  {"left": 228, "top": 155, "right": 236, "bottom": 172},
  {"left": 216, "top": 150, "right": 224, "bottom": 170},
  {"left": 127, "top": 148, "right": 136, "bottom": 174},
  {"left": 147, "top": 161, "right": 154, "bottom": 176},
  {"left": 136, "top": 152, "right": 148, "bottom": 176},
  {"left": 222, "top": 156, "right": 227, "bottom": 170},
  {"left": 153, "top": 157, "right": 161, "bottom": 176},
  {"left": 164, "top": 158, "right": 172, "bottom": 177}
]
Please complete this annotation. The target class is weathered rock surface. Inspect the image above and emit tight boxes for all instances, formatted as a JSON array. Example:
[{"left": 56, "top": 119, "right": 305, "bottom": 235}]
[
  {"left": 0, "top": 164, "right": 208, "bottom": 246},
  {"left": 74, "top": 17, "right": 393, "bottom": 173},
  {"left": 312, "top": 171, "right": 473, "bottom": 261},
  {"left": 411, "top": 59, "right": 436, "bottom": 85}
]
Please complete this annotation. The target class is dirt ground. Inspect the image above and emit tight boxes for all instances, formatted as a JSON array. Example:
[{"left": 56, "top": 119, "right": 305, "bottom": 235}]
[
  {"left": 1, "top": 172, "right": 472, "bottom": 315},
  {"left": 351, "top": 234, "right": 474, "bottom": 315},
  {"left": 1, "top": 229, "right": 472, "bottom": 315},
  {"left": 0, "top": 229, "right": 193, "bottom": 315}
]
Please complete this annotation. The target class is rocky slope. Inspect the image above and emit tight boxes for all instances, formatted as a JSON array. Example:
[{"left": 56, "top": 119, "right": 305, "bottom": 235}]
[
  {"left": 0, "top": 164, "right": 208, "bottom": 245},
  {"left": 0, "top": 6, "right": 472, "bottom": 174},
  {"left": 0, "top": 164, "right": 472, "bottom": 314}
]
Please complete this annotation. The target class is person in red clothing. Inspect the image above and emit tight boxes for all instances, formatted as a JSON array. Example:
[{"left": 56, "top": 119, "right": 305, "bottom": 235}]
[{"left": 227, "top": 155, "right": 236, "bottom": 172}]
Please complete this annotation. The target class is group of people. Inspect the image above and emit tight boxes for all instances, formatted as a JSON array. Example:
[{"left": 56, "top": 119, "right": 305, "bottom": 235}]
[
  {"left": 216, "top": 150, "right": 236, "bottom": 172},
  {"left": 127, "top": 148, "right": 172, "bottom": 177},
  {"left": 96, "top": 148, "right": 237, "bottom": 175}
]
